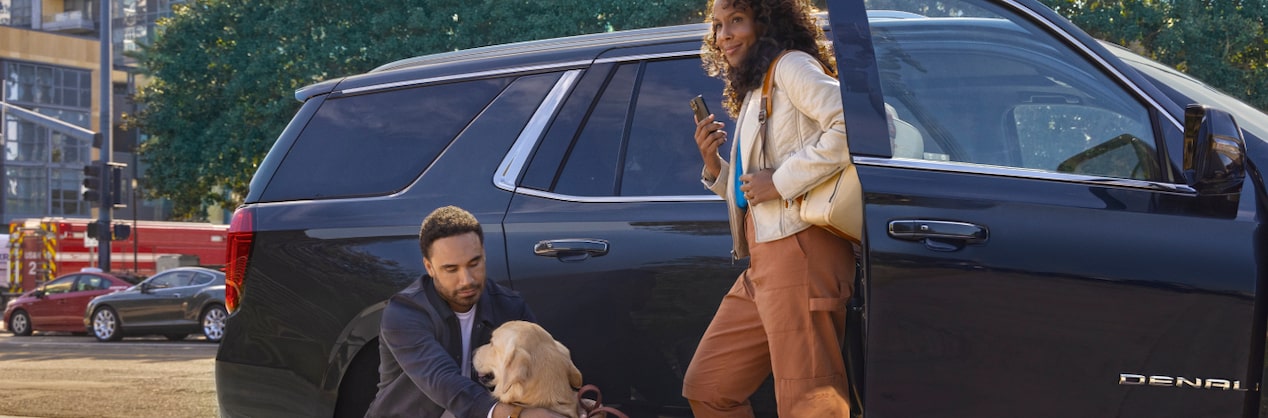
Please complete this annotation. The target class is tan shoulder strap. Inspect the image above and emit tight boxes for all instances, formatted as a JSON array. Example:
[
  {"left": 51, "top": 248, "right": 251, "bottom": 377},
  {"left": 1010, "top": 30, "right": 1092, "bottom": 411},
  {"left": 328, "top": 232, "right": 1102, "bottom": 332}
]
[{"left": 760, "top": 50, "right": 793, "bottom": 124}]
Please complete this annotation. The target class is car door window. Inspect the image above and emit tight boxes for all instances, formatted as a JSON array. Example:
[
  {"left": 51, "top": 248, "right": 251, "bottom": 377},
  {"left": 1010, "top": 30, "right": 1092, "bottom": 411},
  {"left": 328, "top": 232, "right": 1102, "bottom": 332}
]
[
  {"left": 149, "top": 271, "right": 194, "bottom": 289},
  {"left": 553, "top": 64, "right": 639, "bottom": 196},
  {"left": 867, "top": 0, "right": 1162, "bottom": 181},
  {"left": 535, "top": 58, "right": 734, "bottom": 198},
  {"left": 42, "top": 276, "right": 74, "bottom": 294},
  {"left": 74, "top": 275, "right": 106, "bottom": 292},
  {"left": 623, "top": 59, "right": 732, "bottom": 196},
  {"left": 190, "top": 273, "right": 214, "bottom": 286}
]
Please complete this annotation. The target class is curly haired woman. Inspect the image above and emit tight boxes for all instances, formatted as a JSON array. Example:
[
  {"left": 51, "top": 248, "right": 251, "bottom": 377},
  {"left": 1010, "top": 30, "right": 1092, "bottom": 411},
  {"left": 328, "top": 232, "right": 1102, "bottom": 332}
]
[{"left": 684, "top": 0, "right": 856, "bottom": 416}]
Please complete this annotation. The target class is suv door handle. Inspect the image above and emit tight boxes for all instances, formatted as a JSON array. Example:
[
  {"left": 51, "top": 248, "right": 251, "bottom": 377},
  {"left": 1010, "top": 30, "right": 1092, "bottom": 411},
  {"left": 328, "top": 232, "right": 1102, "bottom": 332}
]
[
  {"left": 888, "top": 220, "right": 988, "bottom": 251},
  {"left": 534, "top": 239, "right": 610, "bottom": 262}
]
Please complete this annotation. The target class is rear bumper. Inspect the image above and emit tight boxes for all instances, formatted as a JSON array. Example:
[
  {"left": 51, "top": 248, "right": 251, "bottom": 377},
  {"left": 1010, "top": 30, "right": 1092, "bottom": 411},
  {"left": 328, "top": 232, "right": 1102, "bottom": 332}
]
[{"left": 216, "top": 360, "right": 331, "bottom": 418}]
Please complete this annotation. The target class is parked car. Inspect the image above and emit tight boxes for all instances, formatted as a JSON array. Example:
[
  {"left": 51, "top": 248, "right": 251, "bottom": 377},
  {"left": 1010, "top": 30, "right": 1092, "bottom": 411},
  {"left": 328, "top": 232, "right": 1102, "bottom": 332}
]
[
  {"left": 216, "top": 0, "right": 1268, "bottom": 416},
  {"left": 4, "top": 271, "right": 134, "bottom": 336},
  {"left": 85, "top": 267, "right": 228, "bottom": 342}
]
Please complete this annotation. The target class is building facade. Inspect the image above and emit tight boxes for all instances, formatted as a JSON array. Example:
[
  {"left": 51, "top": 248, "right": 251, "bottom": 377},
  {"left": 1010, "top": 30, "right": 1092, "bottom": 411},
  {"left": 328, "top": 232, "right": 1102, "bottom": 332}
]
[{"left": 0, "top": 0, "right": 184, "bottom": 224}]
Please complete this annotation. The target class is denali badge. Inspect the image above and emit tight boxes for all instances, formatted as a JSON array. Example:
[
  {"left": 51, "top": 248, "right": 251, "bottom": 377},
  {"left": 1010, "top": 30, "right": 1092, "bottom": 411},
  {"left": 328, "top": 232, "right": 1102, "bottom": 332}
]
[{"left": 1119, "top": 374, "right": 1253, "bottom": 391}]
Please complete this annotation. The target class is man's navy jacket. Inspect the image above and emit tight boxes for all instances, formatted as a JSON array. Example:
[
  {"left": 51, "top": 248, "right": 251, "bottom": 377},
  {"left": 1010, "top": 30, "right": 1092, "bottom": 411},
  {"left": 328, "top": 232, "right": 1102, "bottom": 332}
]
[{"left": 365, "top": 275, "right": 535, "bottom": 418}]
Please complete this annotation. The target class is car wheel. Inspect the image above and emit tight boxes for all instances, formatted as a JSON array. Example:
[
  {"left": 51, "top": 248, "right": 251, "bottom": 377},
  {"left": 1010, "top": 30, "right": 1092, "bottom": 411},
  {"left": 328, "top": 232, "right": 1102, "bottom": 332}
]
[
  {"left": 164, "top": 334, "right": 188, "bottom": 341},
  {"left": 9, "top": 310, "right": 32, "bottom": 336},
  {"left": 201, "top": 304, "right": 227, "bottom": 342},
  {"left": 91, "top": 307, "right": 122, "bottom": 342}
]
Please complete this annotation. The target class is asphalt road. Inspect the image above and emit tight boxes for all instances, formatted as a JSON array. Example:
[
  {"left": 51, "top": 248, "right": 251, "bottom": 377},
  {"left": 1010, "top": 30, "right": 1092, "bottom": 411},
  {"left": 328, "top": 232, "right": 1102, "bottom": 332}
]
[{"left": 0, "top": 330, "right": 218, "bottom": 418}]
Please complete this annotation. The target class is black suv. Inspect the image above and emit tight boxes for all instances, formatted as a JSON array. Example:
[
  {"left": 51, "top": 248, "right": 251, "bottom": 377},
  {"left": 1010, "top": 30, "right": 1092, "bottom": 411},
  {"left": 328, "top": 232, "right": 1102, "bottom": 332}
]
[{"left": 217, "top": 0, "right": 1268, "bottom": 417}]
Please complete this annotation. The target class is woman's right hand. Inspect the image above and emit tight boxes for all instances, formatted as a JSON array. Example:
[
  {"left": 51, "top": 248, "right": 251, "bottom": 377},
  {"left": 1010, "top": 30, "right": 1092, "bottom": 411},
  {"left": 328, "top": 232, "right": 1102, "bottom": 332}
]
[{"left": 695, "top": 114, "right": 726, "bottom": 180}]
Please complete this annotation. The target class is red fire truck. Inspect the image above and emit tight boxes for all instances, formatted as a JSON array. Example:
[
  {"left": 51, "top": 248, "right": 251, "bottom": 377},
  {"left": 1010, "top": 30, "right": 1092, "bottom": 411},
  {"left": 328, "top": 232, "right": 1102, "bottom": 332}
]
[{"left": 6, "top": 217, "right": 228, "bottom": 293}]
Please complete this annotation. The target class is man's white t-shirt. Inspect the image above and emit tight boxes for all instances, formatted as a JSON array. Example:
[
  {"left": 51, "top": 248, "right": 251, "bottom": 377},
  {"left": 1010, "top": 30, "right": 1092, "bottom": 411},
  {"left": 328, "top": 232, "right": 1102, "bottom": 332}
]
[
  {"left": 456, "top": 305, "right": 477, "bottom": 378},
  {"left": 444, "top": 304, "right": 487, "bottom": 418}
]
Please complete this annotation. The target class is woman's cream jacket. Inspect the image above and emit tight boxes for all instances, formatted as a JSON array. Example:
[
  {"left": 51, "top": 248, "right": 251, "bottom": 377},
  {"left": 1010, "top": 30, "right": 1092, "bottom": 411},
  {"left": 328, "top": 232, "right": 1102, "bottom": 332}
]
[{"left": 702, "top": 50, "right": 852, "bottom": 259}]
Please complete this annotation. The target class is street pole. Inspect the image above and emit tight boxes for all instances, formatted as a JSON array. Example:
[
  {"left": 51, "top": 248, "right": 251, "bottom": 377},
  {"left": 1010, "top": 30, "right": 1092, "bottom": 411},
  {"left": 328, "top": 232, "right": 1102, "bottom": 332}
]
[{"left": 98, "top": 0, "right": 113, "bottom": 271}]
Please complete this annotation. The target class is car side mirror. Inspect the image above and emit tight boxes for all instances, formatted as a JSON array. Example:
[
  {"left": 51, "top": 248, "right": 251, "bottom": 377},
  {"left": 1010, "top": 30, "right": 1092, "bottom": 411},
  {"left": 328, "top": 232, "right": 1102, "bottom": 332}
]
[
  {"left": 32, "top": 290, "right": 45, "bottom": 299},
  {"left": 1183, "top": 104, "right": 1246, "bottom": 195},
  {"left": 140, "top": 282, "right": 152, "bottom": 294}
]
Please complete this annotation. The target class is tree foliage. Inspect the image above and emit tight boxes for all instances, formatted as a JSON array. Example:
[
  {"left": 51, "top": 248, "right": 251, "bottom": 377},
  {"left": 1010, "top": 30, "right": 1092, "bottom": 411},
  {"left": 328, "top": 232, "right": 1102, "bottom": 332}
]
[
  {"left": 1038, "top": 0, "right": 1268, "bottom": 110},
  {"left": 139, "top": 0, "right": 1267, "bottom": 218},
  {"left": 135, "top": 0, "right": 707, "bottom": 219}
]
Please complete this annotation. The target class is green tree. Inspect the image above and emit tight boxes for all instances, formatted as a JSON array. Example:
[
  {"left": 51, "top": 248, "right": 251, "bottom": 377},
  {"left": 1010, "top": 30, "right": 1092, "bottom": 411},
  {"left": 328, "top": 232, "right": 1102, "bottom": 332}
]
[
  {"left": 136, "top": 0, "right": 707, "bottom": 219},
  {"left": 1038, "top": 0, "right": 1268, "bottom": 110}
]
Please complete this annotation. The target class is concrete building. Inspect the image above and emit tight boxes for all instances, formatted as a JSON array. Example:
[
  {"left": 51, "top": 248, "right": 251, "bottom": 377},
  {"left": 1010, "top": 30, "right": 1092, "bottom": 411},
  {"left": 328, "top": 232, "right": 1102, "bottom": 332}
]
[{"left": 0, "top": 0, "right": 185, "bottom": 224}]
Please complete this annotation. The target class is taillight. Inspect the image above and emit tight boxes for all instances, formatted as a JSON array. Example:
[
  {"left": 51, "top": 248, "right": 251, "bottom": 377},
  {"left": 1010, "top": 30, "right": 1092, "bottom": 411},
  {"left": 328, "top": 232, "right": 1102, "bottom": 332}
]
[{"left": 225, "top": 206, "right": 255, "bottom": 313}]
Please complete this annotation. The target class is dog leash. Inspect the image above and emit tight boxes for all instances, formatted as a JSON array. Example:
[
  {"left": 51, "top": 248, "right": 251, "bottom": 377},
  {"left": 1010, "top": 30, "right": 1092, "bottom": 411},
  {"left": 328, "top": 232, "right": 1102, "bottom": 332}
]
[{"left": 577, "top": 384, "right": 630, "bottom": 418}]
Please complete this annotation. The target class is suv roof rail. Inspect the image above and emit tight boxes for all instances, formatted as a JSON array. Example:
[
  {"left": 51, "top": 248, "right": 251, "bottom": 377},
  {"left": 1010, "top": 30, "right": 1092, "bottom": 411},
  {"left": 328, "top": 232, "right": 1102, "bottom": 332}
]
[{"left": 371, "top": 23, "right": 710, "bottom": 73}]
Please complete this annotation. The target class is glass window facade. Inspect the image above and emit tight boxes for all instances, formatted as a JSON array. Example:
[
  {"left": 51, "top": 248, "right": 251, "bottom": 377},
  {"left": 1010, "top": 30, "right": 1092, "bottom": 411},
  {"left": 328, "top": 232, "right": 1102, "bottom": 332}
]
[
  {"left": 2, "top": 60, "right": 93, "bottom": 222},
  {"left": 115, "top": 0, "right": 186, "bottom": 67},
  {"left": 0, "top": 0, "right": 32, "bottom": 28}
]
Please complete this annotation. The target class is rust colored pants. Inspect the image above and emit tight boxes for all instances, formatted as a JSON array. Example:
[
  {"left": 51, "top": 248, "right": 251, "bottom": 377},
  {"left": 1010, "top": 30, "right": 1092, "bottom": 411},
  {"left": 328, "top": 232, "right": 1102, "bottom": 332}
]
[{"left": 683, "top": 213, "right": 855, "bottom": 417}]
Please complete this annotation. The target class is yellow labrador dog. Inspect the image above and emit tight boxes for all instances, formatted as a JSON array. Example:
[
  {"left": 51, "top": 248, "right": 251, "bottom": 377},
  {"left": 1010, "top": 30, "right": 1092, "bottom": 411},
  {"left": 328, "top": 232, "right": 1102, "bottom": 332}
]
[{"left": 473, "top": 321, "right": 583, "bottom": 418}]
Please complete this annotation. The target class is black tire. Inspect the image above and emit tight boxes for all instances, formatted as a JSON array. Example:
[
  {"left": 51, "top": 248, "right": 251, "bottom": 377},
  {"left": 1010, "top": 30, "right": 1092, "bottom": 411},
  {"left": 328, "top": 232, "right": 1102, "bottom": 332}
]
[
  {"left": 9, "top": 310, "right": 32, "bottom": 336},
  {"left": 91, "top": 307, "right": 123, "bottom": 342},
  {"left": 164, "top": 334, "right": 188, "bottom": 341},
  {"left": 200, "top": 304, "right": 227, "bottom": 343},
  {"left": 333, "top": 339, "right": 380, "bottom": 417}
]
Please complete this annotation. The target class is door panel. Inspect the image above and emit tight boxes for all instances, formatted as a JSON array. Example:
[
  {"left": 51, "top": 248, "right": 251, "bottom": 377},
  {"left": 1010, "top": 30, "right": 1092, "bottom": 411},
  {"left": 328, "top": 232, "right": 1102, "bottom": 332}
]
[
  {"left": 504, "top": 198, "right": 739, "bottom": 413},
  {"left": 825, "top": 0, "right": 1260, "bottom": 415},
  {"left": 33, "top": 276, "right": 76, "bottom": 329},
  {"left": 121, "top": 271, "right": 193, "bottom": 327},
  {"left": 858, "top": 165, "right": 1254, "bottom": 416},
  {"left": 502, "top": 56, "right": 757, "bottom": 415}
]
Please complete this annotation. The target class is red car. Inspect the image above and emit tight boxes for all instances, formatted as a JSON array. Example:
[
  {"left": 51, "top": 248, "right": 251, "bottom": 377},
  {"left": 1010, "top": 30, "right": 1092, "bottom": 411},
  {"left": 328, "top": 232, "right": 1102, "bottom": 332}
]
[{"left": 5, "top": 271, "right": 134, "bottom": 336}]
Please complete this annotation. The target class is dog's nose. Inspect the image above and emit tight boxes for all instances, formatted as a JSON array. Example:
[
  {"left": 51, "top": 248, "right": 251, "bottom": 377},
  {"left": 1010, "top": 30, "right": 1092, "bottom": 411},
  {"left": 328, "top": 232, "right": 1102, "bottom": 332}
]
[{"left": 478, "top": 373, "right": 495, "bottom": 388}]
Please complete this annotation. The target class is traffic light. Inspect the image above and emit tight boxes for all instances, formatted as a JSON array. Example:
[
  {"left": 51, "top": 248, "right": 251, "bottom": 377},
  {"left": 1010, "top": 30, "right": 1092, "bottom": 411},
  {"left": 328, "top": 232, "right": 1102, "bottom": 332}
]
[
  {"left": 83, "top": 162, "right": 103, "bottom": 205},
  {"left": 109, "top": 164, "right": 125, "bottom": 208},
  {"left": 86, "top": 220, "right": 101, "bottom": 239},
  {"left": 112, "top": 223, "right": 132, "bottom": 240}
]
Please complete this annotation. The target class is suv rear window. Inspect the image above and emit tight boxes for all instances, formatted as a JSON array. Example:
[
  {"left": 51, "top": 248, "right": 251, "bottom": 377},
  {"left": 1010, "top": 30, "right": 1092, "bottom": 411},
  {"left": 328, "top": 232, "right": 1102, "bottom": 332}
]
[{"left": 261, "top": 78, "right": 511, "bottom": 201}]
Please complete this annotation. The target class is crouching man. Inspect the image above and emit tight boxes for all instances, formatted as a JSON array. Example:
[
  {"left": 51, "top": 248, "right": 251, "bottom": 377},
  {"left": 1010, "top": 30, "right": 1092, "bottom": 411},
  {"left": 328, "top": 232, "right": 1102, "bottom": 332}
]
[{"left": 366, "top": 205, "right": 563, "bottom": 418}]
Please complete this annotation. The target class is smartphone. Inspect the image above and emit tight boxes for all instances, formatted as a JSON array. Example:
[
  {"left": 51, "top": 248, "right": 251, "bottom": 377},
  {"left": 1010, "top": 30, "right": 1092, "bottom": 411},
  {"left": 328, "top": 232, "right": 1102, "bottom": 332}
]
[{"left": 690, "top": 95, "right": 711, "bottom": 122}]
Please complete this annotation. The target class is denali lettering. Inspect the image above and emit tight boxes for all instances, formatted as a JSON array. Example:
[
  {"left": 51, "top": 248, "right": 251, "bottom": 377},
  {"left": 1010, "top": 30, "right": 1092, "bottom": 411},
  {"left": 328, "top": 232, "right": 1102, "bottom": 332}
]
[{"left": 1119, "top": 374, "right": 1250, "bottom": 391}]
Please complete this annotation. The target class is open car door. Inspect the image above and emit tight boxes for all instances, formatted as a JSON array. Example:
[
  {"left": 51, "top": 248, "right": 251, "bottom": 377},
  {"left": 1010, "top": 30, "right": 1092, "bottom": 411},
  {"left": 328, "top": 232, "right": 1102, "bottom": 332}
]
[{"left": 827, "top": 0, "right": 1259, "bottom": 416}]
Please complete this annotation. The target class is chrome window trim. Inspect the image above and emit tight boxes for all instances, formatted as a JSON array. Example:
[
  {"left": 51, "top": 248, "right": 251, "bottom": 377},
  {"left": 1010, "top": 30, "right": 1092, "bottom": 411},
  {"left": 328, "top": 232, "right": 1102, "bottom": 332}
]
[
  {"left": 514, "top": 188, "right": 722, "bottom": 203},
  {"left": 494, "top": 70, "right": 584, "bottom": 191},
  {"left": 1001, "top": 0, "right": 1182, "bottom": 129},
  {"left": 854, "top": 156, "right": 1197, "bottom": 194},
  {"left": 593, "top": 51, "right": 700, "bottom": 64}
]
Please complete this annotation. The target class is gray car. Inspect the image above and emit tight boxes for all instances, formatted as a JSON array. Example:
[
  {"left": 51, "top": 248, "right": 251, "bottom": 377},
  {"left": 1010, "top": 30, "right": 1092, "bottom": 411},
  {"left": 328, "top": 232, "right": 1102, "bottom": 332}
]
[{"left": 85, "top": 267, "right": 227, "bottom": 342}]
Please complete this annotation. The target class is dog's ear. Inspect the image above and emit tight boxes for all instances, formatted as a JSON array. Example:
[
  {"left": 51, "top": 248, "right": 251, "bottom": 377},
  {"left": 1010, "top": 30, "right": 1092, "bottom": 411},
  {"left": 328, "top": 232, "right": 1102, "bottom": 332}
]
[{"left": 501, "top": 346, "right": 533, "bottom": 399}]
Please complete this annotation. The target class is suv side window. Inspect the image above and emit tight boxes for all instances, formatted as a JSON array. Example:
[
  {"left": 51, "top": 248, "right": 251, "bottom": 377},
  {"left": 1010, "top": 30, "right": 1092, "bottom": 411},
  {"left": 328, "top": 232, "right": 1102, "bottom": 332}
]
[
  {"left": 261, "top": 78, "right": 512, "bottom": 201},
  {"left": 623, "top": 59, "right": 729, "bottom": 196},
  {"left": 553, "top": 64, "right": 639, "bottom": 196},
  {"left": 870, "top": 0, "right": 1161, "bottom": 181},
  {"left": 533, "top": 58, "right": 733, "bottom": 197}
]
